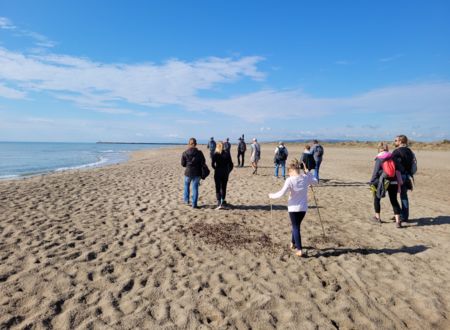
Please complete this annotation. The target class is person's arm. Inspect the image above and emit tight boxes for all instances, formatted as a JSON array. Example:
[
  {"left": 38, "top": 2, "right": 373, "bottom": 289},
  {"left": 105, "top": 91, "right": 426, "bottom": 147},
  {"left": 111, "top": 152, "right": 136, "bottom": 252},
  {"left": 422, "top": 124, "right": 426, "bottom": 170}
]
[
  {"left": 369, "top": 159, "right": 382, "bottom": 184},
  {"left": 269, "top": 180, "right": 290, "bottom": 199},
  {"left": 181, "top": 153, "right": 186, "bottom": 167},
  {"left": 211, "top": 154, "right": 216, "bottom": 169}
]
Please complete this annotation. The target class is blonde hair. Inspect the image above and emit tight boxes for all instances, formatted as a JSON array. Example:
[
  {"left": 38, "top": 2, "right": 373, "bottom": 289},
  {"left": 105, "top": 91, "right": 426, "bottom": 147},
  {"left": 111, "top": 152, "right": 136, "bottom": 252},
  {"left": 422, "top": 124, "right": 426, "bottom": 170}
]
[
  {"left": 215, "top": 141, "right": 223, "bottom": 154},
  {"left": 288, "top": 158, "right": 301, "bottom": 173},
  {"left": 378, "top": 142, "right": 388, "bottom": 152}
]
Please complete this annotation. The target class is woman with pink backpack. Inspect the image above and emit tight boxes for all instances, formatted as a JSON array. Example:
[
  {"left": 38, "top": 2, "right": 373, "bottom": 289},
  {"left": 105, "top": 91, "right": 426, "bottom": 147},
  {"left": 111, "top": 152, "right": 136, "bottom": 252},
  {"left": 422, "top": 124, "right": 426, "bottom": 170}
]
[{"left": 369, "top": 142, "right": 403, "bottom": 228}]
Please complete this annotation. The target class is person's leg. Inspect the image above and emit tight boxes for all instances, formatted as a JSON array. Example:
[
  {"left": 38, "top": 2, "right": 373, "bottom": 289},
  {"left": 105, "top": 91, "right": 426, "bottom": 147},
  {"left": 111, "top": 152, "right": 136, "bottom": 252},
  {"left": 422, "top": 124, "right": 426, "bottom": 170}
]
[
  {"left": 242, "top": 152, "right": 245, "bottom": 167},
  {"left": 373, "top": 197, "right": 381, "bottom": 220},
  {"left": 221, "top": 176, "right": 228, "bottom": 203},
  {"left": 314, "top": 158, "right": 322, "bottom": 182},
  {"left": 289, "top": 212, "right": 301, "bottom": 250},
  {"left": 388, "top": 184, "right": 402, "bottom": 227},
  {"left": 274, "top": 162, "right": 279, "bottom": 177},
  {"left": 192, "top": 176, "right": 200, "bottom": 208},
  {"left": 183, "top": 176, "right": 191, "bottom": 204},
  {"left": 214, "top": 175, "right": 221, "bottom": 205},
  {"left": 400, "top": 175, "right": 409, "bottom": 221},
  {"left": 281, "top": 160, "right": 286, "bottom": 178},
  {"left": 237, "top": 152, "right": 242, "bottom": 167}
]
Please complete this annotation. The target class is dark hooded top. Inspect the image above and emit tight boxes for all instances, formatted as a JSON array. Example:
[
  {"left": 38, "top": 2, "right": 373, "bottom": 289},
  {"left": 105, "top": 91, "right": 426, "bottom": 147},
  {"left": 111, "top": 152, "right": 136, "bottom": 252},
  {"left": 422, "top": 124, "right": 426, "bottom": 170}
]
[
  {"left": 181, "top": 147, "right": 206, "bottom": 178},
  {"left": 212, "top": 151, "right": 233, "bottom": 177}
]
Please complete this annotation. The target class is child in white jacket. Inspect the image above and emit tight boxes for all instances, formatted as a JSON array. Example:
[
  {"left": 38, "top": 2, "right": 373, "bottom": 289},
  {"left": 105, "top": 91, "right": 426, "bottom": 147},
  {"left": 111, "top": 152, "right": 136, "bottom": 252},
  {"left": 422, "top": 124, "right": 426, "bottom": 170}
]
[{"left": 269, "top": 158, "right": 318, "bottom": 257}]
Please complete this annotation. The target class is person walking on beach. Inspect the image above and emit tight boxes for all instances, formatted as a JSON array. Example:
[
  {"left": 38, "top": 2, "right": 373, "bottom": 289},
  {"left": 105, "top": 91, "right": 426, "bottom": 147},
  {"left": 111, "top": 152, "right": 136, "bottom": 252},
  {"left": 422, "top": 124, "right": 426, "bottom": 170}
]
[
  {"left": 269, "top": 158, "right": 318, "bottom": 257},
  {"left": 311, "top": 139, "right": 324, "bottom": 183},
  {"left": 274, "top": 141, "right": 288, "bottom": 179},
  {"left": 300, "top": 145, "right": 316, "bottom": 171},
  {"left": 237, "top": 137, "right": 246, "bottom": 167},
  {"left": 369, "top": 142, "right": 403, "bottom": 228},
  {"left": 212, "top": 141, "right": 234, "bottom": 209},
  {"left": 223, "top": 138, "right": 231, "bottom": 154},
  {"left": 181, "top": 138, "right": 206, "bottom": 209},
  {"left": 250, "top": 138, "right": 261, "bottom": 175},
  {"left": 207, "top": 137, "right": 216, "bottom": 159},
  {"left": 392, "top": 135, "right": 417, "bottom": 222}
]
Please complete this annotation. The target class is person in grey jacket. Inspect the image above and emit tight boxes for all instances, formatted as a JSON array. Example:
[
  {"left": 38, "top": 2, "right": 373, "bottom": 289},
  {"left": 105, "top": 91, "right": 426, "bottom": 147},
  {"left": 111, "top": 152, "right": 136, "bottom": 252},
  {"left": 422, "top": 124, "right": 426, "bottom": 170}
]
[{"left": 311, "top": 139, "right": 324, "bottom": 183}]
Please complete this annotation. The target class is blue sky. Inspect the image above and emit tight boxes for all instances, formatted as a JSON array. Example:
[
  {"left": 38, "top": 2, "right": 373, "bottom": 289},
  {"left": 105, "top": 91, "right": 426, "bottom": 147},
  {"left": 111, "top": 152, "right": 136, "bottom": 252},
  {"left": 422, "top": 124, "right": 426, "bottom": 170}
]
[{"left": 0, "top": 0, "right": 449, "bottom": 142}]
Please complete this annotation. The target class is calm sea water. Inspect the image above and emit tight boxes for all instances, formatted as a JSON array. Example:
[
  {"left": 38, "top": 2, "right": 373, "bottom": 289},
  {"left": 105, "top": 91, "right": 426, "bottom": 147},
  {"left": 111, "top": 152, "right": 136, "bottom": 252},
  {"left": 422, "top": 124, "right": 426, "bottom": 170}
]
[{"left": 0, "top": 142, "right": 178, "bottom": 180}]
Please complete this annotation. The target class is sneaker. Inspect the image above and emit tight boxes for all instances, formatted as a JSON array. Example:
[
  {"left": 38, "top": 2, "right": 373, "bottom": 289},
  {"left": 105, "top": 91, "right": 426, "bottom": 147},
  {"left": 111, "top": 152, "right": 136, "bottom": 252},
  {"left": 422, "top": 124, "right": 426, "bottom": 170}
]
[
  {"left": 215, "top": 205, "right": 223, "bottom": 210},
  {"left": 396, "top": 221, "right": 402, "bottom": 228},
  {"left": 192, "top": 205, "right": 199, "bottom": 209}
]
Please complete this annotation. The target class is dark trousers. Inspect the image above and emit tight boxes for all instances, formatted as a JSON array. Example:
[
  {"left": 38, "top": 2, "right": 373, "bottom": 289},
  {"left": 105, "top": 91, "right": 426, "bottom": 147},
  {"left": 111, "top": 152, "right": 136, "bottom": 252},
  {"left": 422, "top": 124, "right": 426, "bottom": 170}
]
[
  {"left": 289, "top": 211, "right": 306, "bottom": 250},
  {"left": 237, "top": 151, "right": 245, "bottom": 167},
  {"left": 214, "top": 174, "right": 229, "bottom": 204},
  {"left": 374, "top": 183, "right": 401, "bottom": 215}
]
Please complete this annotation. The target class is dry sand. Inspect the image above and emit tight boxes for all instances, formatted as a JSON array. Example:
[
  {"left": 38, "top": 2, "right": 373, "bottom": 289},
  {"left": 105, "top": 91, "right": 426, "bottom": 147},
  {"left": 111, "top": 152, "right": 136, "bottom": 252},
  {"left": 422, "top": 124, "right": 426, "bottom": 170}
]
[{"left": 0, "top": 145, "right": 449, "bottom": 329}]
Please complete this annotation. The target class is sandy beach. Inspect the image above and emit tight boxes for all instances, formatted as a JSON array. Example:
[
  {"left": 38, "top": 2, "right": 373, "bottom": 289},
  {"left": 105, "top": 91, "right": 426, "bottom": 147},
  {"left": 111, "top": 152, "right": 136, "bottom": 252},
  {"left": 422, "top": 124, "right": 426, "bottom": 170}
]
[{"left": 1, "top": 144, "right": 449, "bottom": 329}]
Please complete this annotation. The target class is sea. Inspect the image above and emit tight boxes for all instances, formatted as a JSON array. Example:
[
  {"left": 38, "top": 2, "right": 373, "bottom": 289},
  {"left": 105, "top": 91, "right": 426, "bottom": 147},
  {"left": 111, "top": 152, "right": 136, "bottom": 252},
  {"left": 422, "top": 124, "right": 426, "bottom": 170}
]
[{"left": 0, "top": 142, "right": 180, "bottom": 180}]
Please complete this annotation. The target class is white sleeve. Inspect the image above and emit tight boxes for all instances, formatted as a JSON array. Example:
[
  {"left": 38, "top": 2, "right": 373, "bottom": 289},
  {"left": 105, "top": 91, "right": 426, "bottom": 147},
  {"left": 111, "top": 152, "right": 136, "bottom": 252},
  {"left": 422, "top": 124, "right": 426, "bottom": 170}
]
[
  {"left": 274, "top": 147, "right": 278, "bottom": 154},
  {"left": 269, "top": 180, "right": 290, "bottom": 199}
]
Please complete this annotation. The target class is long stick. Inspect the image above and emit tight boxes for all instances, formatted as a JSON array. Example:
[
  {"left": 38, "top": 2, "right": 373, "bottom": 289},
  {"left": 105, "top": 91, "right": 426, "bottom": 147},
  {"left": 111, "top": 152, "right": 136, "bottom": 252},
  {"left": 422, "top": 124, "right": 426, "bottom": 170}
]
[{"left": 310, "top": 186, "right": 326, "bottom": 237}]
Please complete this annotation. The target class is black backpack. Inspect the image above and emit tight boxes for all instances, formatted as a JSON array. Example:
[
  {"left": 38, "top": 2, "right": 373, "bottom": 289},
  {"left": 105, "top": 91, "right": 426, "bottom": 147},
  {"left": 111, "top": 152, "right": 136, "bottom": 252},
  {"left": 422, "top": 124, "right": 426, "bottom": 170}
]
[
  {"left": 238, "top": 141, "right": 246, "bottom": 152},
  {"left": 276, "top": 146, "right": 287, "bottom": 161}
]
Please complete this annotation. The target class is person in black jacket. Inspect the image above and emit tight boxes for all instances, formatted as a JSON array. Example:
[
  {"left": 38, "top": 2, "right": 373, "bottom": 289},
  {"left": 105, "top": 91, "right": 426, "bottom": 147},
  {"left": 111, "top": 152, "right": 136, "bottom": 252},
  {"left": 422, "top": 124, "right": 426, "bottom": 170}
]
[
  {"left": 300, "top": 145, "right": 316, "bottom": 171},
  {"left": 181, "top": 137, "right": 206, "bottom": 209},
  {"left": 212, "top": 141, "right": 234, "bottom": 209},
  {"left": 392, "top": 134, "right": 415, "bottom": 221},
  {"left": 237, "top": 137, "right": 246, "bottom": 167}
]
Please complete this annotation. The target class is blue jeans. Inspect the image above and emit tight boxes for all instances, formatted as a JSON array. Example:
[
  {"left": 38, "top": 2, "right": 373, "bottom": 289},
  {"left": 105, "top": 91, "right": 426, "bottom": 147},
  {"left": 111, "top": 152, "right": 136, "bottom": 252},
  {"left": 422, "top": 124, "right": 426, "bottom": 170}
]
[
  {"left": 400, "top": 174, "right": 410, "bottom": 220},
  {"left": 314, "top": 158, "right": 322, "bottom": 182},
  {"left": 183, "top": 176, "right": 200, "bottom": 207},
  {"left": 274, "top": 160, "right": 286, "bottom": 178}
]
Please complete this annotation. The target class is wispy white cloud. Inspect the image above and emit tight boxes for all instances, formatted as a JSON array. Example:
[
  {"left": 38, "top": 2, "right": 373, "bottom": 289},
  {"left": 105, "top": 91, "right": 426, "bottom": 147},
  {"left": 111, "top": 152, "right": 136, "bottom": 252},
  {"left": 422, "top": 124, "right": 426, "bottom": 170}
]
[
  {"left": 0, "top": 17, "right": 54, "bottom": 48},
  {"left": 0, "top": 47, "right": 265, "bottom": 110},
  {"left": 0, "top": 83, "right": 26, "bottom": 99},
  {"left": 190, "top": 82, "right": 450, "bottom": 123},
  {"left": 0, "top": 17, "right": 16, "bottom": 30},
  {"left": 379, "top": 54, "right": 403, "bottom": 62}
]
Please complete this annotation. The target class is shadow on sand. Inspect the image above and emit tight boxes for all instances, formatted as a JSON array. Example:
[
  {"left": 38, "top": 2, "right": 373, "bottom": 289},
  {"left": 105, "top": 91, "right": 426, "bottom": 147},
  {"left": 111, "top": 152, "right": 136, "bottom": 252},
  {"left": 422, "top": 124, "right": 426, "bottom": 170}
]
[
  {"left": 407, "top": 216, "right": 450, "bottom": 227},
  {"left": 312, "top": 244, "right": 428, "bottom": 258},
  {"left": 319, "top": 178, "right": 368, "bottom": 187}
]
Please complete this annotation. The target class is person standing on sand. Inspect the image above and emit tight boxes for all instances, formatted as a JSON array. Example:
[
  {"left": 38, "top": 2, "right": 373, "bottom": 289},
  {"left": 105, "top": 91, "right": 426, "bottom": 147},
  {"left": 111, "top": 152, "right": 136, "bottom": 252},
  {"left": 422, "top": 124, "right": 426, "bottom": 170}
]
[
  {"left": 212, "top": 141, "right": 234, "bottom": 209},
  {"left": 237, "top": 137, "right": 246, "bottom": 167},
  {"left": 223, "top": 138, "right": 231, "bottom": 154},
  {"left": 250, "top": 138, "right": 261, "bottom": 175},
  {"left": 369, "top": 142, "right": 403, "bottom": 228},
  {"left": 300, "top": 145, "right": 316, "bottom": 171},
  {"left": 181, "top": 138, "right": 206, "bottom": 209},
  {"left": 392, "top": 135, "right": 417, "bottom": 222},
  {"left": 269, "top": 158, "right": 318, "bottom": 257},
  {"left": 207, "top": 137, "right": 216, "bottom": 159},
  {"left": 274, "top": 141, "right": 288, "bottom": 179},
  {"left": 311, "top": 139, "right": 324, "bottom": 183}
]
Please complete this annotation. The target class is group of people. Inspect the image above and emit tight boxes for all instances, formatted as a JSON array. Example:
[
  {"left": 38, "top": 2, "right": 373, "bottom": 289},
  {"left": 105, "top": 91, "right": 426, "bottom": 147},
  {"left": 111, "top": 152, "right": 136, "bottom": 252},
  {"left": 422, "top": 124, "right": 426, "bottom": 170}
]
[
  {"left": 181, "top": 134, "right": 416, "bottom": 257},
  {"left": 369, "top": 135, "right": 417, "bottom": 228},
  {"left": 273, "top": 140, "right": 324, "bottom": 182}
]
